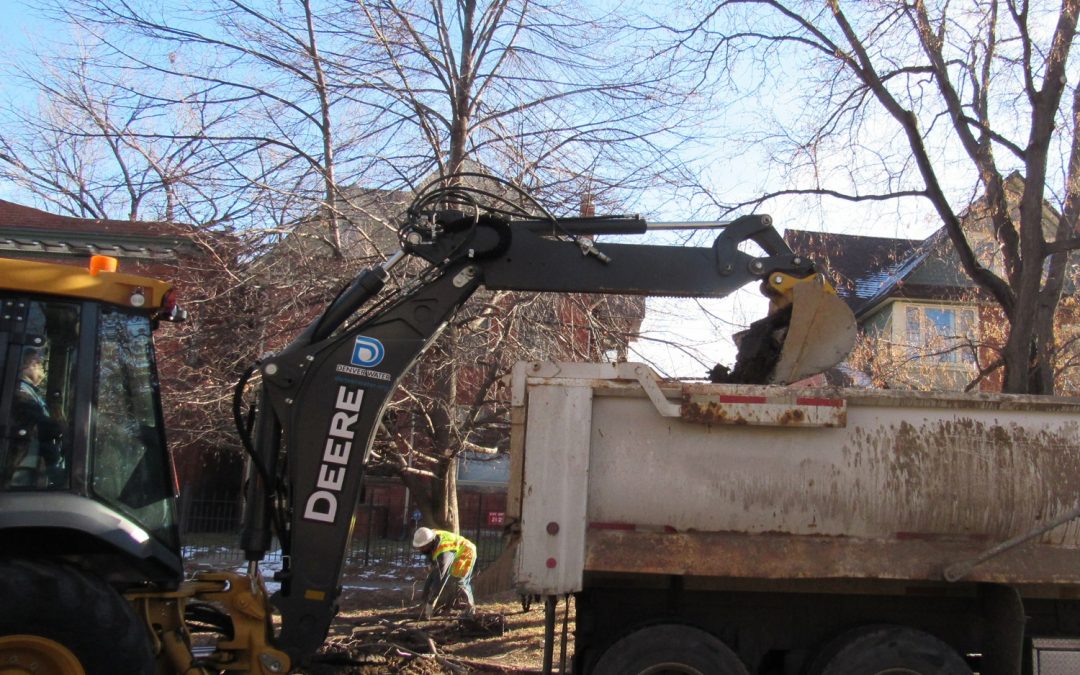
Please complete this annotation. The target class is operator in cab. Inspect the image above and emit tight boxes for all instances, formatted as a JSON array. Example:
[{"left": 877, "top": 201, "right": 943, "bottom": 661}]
[
  {"left": 8, "top": 347, "right": 64, "bottom": 487},
  {"left": 412, "top": 526, "right": 477, "bottom": 619}
]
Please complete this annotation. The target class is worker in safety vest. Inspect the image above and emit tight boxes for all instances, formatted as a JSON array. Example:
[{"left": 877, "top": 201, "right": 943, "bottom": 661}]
[{"left": 413, "top": 526, "right": 476, "bottom": 619}]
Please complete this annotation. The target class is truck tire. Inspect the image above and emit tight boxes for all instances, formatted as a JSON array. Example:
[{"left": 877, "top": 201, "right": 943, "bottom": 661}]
[
  {"left": 806, "top": 625, "right": 972, "bottom": 675},
  {"left": 0, "top": 559, "right": 155, "bottom": 675},
  {"left": 591, "top": 623, "right": 749, "bottom": 675}
]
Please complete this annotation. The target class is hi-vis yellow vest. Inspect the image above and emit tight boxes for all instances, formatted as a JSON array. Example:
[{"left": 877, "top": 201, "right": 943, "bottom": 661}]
[{"left": 431, "top": 529, "right": 476, "bottom": 577}]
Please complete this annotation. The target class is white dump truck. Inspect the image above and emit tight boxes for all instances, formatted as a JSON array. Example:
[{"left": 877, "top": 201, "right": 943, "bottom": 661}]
[{"left": 500, "top": 361, "right": 1080, "bottom": 675}]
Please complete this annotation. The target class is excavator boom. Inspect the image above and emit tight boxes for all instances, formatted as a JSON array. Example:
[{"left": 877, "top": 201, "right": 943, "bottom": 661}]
[{"left": 239, "top": 178, "right": 857, "bottom": 662}]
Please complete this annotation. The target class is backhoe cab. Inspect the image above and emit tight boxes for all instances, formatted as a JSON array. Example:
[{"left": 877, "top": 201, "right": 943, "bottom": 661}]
[
  {"left": 0, "top": 176, "right": 854, "bottom": 674},
  {"left": 0, "top": 256, "right": 286, "bottom": 674}
]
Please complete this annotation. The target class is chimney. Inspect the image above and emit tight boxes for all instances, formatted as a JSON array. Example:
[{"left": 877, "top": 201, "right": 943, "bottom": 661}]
[{"left": 580, "top": 192, "right": 595, "bottom": 218}]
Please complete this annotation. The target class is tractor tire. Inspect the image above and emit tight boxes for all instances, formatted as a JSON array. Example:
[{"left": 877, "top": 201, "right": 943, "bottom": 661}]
[
  {"left": 805, "top": 625, "right": 972, "bottom": 675},
  {"left": 0, "top": 558, "right": 155, "bottom": 675},
  {"left": 591, "top": 623, "right": 750, "bottom": 675}
]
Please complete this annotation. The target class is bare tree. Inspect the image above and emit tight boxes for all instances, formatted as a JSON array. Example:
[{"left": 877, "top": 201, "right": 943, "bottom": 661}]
[
  {"left": 350, "top": 0, "right": 703, "bottom": 197},
  {"left": 0, "top": 39, "right": 287, "bottom": 491},
  {"left": 17, "top": 0, "right": 400, "bottom": 254},
  {"left": 0, "top": 43, "right": 249, "bottom": 225},
  {"left": 333, "top": 0, "right": 703, "bottom": 531},
  {"left": 372, "top": 285, "right": 643, "bottom": 531},
  {"left": 667, "top": 0, "right": 1079, "bottom": 394},
  {"left": 3, "top": 0, "right": 709, "bottom": 531},
  {"left": 0, "top": 1, "right": 409, "bottom": 497}
]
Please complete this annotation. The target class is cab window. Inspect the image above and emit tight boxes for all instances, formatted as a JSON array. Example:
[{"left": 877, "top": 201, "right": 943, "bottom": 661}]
[{"left": 91, "top": 308, "right": 178, "bottom": 548}]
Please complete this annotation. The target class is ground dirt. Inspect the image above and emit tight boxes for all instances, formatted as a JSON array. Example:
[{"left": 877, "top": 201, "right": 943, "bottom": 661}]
[{"left": 193, "top": 558, "right": 570, "bottom": 674}]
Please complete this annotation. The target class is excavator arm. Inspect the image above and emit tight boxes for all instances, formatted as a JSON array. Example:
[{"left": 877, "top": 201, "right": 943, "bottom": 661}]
[{"left": 238, "top": 180, "right": 856, "bottom": 664}]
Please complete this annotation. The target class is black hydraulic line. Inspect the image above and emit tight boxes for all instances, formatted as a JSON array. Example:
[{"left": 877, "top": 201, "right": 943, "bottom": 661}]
[
  {"left": 543, "top": 595, "right": 557, "bottom": 675},
  {"left": 232, "top": 363, "right": 293, "bottom": 558},
  {"left": 408, "top": 172, "right": 552, "bottom": 224},
  {"left": 558, "top": 594, "right": 570, "bottom": 674},
  {"left": 240, "top": 394, "right": 284, "bottom": 560},
  {"left": 232, "top": 362, "right": 273, "bottom": 489},
  {"left": 306, "top": 266, "right": 389, "bottom": 344}
]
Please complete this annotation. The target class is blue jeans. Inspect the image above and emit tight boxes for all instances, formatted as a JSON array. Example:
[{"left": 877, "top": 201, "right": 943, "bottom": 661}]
[
  {"left": 457, "top": 564, "right": 475, "bottom": 609},
  {"left": 424, "top": 564, "right": 475, "bottom": 611}
]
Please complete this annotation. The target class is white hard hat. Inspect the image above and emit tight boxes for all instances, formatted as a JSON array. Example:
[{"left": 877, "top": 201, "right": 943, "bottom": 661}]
[{"left": 412, "top": 526, "right": 436, "bottom": 548}]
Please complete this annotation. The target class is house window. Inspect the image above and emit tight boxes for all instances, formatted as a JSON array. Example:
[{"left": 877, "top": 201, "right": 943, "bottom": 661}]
[{"left": 904, "top": 304, "right": 976, "bottom": 364}]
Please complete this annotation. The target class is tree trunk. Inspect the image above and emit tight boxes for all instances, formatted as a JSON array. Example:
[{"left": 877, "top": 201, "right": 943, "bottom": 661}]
[
  {"left": 429, "top": 324, "right": 460, "bottom": 532},
  {"left": 302, "top": 0, "right": 341, "bottom": 258},
  {"left": 1032, "top": 249, "right": 1071, "bottom": 394},
  {"left": 441, "top": 461, "right": 460, "bottom": 534}
]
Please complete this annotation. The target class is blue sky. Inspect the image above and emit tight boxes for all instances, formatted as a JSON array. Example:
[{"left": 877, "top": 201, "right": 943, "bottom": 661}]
[
  {"left": 0, "top": 1, "right": 1045, "bottom": 378},
  {"left": 1, "top": 3, "right": 50, "bottom": 201}
]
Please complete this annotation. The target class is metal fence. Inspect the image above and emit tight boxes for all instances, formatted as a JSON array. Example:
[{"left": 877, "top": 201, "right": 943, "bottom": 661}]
[{"left": 178, "top": 493, "right": 507, "bottom": 571}]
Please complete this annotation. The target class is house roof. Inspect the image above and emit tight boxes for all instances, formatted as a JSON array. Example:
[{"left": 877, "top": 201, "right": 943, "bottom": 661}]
[
  {"left": 0, "top": 199, "right": 197, "bottom": 260},
  {"left": 785, "top": 229, "right": 923, "bottom": 309},
  {"left": 786, "top": 174, "right": 1069, "bottom": 321},
  {"left": 785, "top": 226, "right": 985, "bottom": 318}
]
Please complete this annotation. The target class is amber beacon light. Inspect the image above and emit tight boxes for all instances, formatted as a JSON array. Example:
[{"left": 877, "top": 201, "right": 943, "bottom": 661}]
[{"left": 89, "top": 255, "right": 119, "bottom": 276}]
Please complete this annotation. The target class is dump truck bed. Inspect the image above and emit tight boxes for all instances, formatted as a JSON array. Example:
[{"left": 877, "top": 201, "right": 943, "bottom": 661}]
[{"left": 505, "top": 362, "right": 1080, "bottom": 596}]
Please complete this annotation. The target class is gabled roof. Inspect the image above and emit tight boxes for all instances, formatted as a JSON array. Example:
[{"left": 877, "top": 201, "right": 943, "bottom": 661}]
[
  {"left": 785, "top": 226, "right": 983, "bottom": 318},
  {"left": 0, "top": 199, "right": 197, "bottom": 259},
  {"left": 275, "top": 168, "right": 521, "bottom": 262},
  {"left": 785, "top": 229, "right": 923, "bottom": 309}
]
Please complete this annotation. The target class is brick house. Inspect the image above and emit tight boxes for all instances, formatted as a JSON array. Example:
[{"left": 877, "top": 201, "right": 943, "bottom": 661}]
[{"left": 0, "top": 199, "right": 198, "bottom": 270}]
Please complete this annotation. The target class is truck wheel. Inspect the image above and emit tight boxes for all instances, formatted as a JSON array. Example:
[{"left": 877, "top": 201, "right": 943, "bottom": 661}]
[
  {"left": 0, "top": 559, "right": 155, "bottom": 675},
  {"left": 807, "top": 625, "right": 972, "bottom": 675},
  {"left": 591, "top": 624, "right": 749, "bottom": 675}
]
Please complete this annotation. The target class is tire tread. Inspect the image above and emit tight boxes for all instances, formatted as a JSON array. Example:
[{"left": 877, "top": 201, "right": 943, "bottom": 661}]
[{"left": 0, "top": 558, "right": 155, "bottom": 675}]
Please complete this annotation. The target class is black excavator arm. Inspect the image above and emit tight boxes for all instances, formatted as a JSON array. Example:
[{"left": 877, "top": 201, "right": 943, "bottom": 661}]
[{"left": 238, "top": 179, "right": 853, "bottom": 663}]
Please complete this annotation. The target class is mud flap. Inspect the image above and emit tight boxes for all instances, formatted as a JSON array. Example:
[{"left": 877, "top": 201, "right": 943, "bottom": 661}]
[
  {"left": 981, "top": 584, "right": 1024, "bottom": 675},
  {"left": 768, "top": 274, "right": 856, "bottom": 384}
]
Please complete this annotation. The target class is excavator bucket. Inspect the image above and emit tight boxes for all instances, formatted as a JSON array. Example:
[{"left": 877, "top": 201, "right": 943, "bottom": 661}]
[
  {"left": 713, "top": 274, "right": 856, "bottom": 385},
  {"left": 767, "top": 274, "right": 856, "bottom": 384}
]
